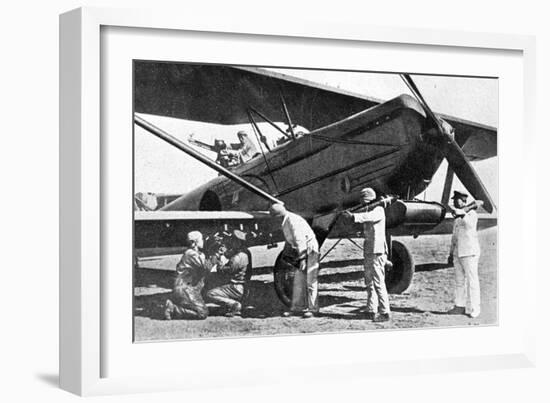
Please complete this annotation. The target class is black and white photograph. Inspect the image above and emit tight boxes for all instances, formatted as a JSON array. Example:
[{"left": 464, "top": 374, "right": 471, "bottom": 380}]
[
  {"left": 132, "top": 61, "right": 498, "bottom": 342},
  {"left": 4, "top": 0, "right": 548, "bottom": 400}
]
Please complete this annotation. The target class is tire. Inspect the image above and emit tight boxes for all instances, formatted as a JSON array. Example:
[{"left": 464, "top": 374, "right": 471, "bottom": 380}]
[
  {"left": 273, "top": 251, "right": 295, "bottom": 307},
  {"left": 385, "top": 240, "right": 415, "bottom": 294}
]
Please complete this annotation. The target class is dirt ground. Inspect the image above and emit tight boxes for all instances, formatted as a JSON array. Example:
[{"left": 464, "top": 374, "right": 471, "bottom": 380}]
[{"left": 134, "top": 227, "right": 497, "bottom": 341}]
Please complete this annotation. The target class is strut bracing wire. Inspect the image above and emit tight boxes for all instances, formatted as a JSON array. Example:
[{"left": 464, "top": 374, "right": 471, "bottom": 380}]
[
  {"left": 249, "top": 107, "right": 292, "bottom": 140},
  {"left": 246, "top": 109, "right": 280, "bottom": 194},
  {"left": 279, "top": 91, "right": 296, "bottom": 139}
]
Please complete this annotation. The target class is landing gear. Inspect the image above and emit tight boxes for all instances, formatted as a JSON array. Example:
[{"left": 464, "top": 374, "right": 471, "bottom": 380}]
[
  {"left": 273, "top": 250, "right": 294, "bottom": 307},
  {"left": 272, "top": 238, "right": 415, "bottom": 307},
  {"left": 385, "top": 240, "right": 415, "bottom": 294},
  {"left": 273, "top": 227, "right": 330, "bottom": 307}
]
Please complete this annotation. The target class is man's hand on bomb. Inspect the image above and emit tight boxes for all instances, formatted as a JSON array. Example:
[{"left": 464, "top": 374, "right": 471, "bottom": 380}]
[{"left": 339, "top": 210, "right": 354, "bottom": 224}]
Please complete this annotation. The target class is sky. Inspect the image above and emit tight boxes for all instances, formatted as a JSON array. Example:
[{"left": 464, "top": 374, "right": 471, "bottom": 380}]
[{"left": 134, "top": 67, "right": 498, "bottom": 207}]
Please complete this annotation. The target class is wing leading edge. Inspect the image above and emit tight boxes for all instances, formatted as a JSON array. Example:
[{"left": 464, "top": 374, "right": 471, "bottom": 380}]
[{"left": 134, "top": 210, "right": 282, "bottom": 257}]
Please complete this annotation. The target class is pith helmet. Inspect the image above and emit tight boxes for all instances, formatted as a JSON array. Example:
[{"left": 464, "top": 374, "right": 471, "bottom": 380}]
[
  {"left": 269, "top": 203, "right": 287, "bottom": 217},
  {"left": 360, "top": 187, "right": 376, "bottom": 201}
]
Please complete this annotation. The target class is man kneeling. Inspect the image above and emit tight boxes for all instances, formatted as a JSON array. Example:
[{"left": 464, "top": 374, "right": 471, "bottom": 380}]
[
  {"left": 205, "top": 230, "right": 251, "bottom": 317},
  {"left": 164, "top": 231, "right": 222, "bottom": 320}
]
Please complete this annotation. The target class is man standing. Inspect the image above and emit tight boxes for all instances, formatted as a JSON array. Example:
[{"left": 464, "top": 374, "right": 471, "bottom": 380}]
[
  {"left": 205, "top": 230, "right": 252, "bottom": 317},
  {"left": 341, "top": 187, "right": 391, "bottom": 322},
  {"left": 164, "top": 231, "right": 222, "bottom": 320},
  {"left": 447, "top": 190, "right": 484, "bottom": 318},
  {"left": 269, "top": 204, "right": 320, "bottom": 318}
]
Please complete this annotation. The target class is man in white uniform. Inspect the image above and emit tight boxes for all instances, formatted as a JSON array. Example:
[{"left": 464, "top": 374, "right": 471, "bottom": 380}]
[
  {"left": 447, "top": 190, "right": 484, "bottom": 318},
  {"left": 341, "top": 187, "right": 391, "bottom": 322},
  {"left": 269, "top": 203, "right": 320, "bottom": 318}
]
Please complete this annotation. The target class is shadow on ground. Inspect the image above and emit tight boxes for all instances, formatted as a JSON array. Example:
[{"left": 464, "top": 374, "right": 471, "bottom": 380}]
[
  {"left": 134, "top": 264, "right": 357, "bottom": 320},
  {"left": 134, "top": 258, "right": 453, "bottom": 320},
  {"left": 415, "top": 263, "right": 452, "bottom": 272}
]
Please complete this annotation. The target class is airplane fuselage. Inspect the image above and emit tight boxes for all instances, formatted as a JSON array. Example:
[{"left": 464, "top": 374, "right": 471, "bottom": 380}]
[{"left": 162, "top": 94, "right": 445, "bottom": 220}]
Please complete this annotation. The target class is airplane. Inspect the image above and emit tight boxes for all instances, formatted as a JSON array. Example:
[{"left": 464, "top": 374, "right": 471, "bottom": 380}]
[{"left": 133, "top": 62, "right": 497, "bottom": 307}]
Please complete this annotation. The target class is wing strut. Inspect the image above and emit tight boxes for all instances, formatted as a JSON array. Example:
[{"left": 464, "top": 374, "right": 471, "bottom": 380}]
[
  {"left": 280, "top": 92, "right": 296, "bottom": 139},
  {"left": 135, "top": 115, "right": 284, "bottom": 206},
  {"left": 246, "top": 110, "right": 280, "bottom": 193},
  {"left": 249, "top": 107, "right": 292, "bottom": 140}
]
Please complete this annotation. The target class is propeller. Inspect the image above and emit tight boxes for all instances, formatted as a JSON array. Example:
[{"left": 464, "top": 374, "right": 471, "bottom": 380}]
[{"left": 400, "top": 74, "right": 495, "bottom": 214}]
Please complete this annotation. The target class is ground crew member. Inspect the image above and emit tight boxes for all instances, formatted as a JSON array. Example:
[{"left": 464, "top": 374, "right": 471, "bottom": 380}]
[
  {"left": 205, "top": 230, "right": 252, "bottom": 317},
  {"left": 447, "top": 190, "right": 484, "bottom": 318},
  {"left": 269, "top": 203, "right": 320, "bottom": 318},
  {"left": 164, "top": 231, "right": 222, "bottom": 320},
  {"left": 341, "top": 187, "right": 391, "bottom": 322}
]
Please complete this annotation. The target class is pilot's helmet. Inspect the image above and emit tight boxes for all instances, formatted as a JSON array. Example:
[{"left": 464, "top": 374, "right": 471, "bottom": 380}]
[{"left": 187, "top": 231, "right": 203, "bottom": 247}]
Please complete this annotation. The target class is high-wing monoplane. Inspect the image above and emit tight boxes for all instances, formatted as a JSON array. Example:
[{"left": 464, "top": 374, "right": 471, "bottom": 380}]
[{"left": 133, "top": 62, "right": 497, "bottom": 306}]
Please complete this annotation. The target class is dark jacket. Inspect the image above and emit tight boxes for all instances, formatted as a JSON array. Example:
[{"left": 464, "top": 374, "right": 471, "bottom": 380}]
[{"left": 219, "top": 249, "right": 250, "bottom": 284}]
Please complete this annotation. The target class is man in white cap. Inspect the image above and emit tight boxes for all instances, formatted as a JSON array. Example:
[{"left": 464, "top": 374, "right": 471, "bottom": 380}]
[
  {"left": 341, "top": 187, "right": 391, "bottom": 322},
  {"left": 164, "top": 231, "right": 224, "bottom": 320},
  {"left": 269, "top": 203, "right": 320, "bottom": 318},
  {"left": 447, "top": 190, "right": 484, "bottom": 318}
]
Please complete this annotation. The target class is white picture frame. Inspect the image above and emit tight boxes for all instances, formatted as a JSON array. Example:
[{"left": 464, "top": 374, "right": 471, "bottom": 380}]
[{"left": 60, "top": 7, "right": 536, "bottom": 396}]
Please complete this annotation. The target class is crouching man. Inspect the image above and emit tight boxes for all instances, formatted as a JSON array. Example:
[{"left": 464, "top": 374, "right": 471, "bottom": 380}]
[
  {"left": 205, "top": 230, "right": 252, "bottom": 317},
  {"left": 164, "top": 231, "right": 222, "bottom": 320}
]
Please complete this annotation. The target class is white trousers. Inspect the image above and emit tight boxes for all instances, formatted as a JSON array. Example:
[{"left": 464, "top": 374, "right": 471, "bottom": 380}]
[
  {"left": 364, "top": 253, "right": 390, "bottom": 314},
  {"left": 291, "top": 249, "right": 320, "bottom": 312},
  {"left": 453, "top": 254, "right": 480, "bottom": 316}
]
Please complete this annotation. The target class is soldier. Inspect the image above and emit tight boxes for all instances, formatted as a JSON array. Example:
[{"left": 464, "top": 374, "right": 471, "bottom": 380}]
[
  {"left": 205, "top": 230, "right": 252, "bottom": 317},
  {"left": 164, "top": 231, "right": 223, "bottom": 320},
  {"left": 269, "top": 203, "right": 320, "bottom": 318},
  {"left": 341, "top": 187, "right": 391, "bottom": 322},
  {"left": 447, "top": 190, "right": 484, "bottom": 318}
]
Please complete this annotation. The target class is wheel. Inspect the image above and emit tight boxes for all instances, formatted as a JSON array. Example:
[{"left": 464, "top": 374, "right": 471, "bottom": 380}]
[
  {"left": 273, "top": 251, "right": 295, "bottom": 307},
  {"left": 385, "top": 240, "right": 415, "bottom": 294}
]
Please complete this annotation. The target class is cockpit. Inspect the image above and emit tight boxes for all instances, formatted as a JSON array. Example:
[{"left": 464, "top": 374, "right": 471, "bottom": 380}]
[{"left": 187, "top": 94, "right": 310, "bottom": 170}]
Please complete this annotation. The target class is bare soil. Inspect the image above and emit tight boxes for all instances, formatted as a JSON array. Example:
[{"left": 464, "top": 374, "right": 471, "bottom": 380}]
[{"left": 134, "top": 227, "right": 497, "bottom": 341}]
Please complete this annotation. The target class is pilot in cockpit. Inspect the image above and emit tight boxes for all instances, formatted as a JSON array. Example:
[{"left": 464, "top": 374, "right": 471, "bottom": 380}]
[{"left": 236, "top": 130, "right": 259, "bottom": 162}]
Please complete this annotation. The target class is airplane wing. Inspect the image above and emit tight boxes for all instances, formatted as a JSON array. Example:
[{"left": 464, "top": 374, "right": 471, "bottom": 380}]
[
  {"left": 134, "top": 62, "right": 380, "bottom": 131},
  {"left": 134, "top": 210, "right": 282, "bottom": 257},
  {"left": 439, "top": 115, "right": 497, "bottom": 161},
  {"left": 135, "top": 62, "right": 497, "bottom": 161}
]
